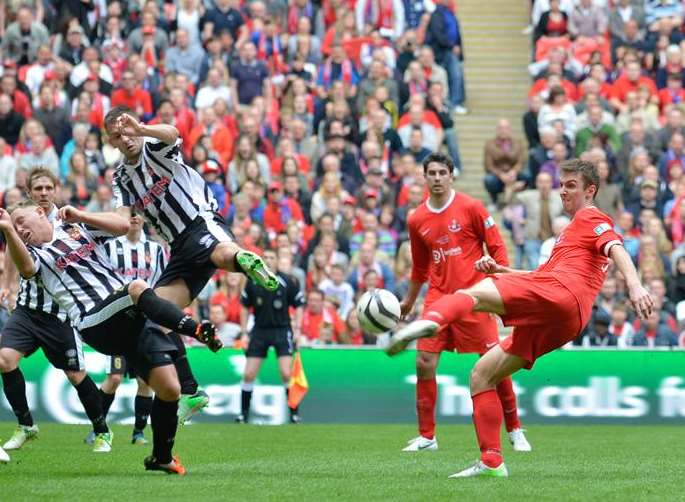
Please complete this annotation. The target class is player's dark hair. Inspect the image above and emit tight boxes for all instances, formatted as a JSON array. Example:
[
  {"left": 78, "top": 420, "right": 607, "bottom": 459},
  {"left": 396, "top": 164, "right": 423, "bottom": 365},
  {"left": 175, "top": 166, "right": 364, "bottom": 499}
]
[
  {"left": 559, "top": 159, "right": 600, "bottom": 199},
  {"left": 104, "top": 105, "right": 136, "bottom": 130},
  {"left": 422, "top": 152, "right": 455, "bottom": 175},
  {"left": 27, "top": 167, "right": 59, "bottom": 190}
]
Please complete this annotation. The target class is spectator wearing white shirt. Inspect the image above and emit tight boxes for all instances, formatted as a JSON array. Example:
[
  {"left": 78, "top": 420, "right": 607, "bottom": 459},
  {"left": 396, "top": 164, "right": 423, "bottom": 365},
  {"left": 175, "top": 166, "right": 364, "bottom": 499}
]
[
  {"left": 194, "top": 67, "right": 234, "bottom": 110},
  {"left": 18, "top": 133, "right": 58, "bottom": 176},
  {"left": 319, "top": 264, "right": 356, "bottom": 318},
  {"left": 24, "top": 44, "right": 53, "bottom": 98},
  {"left": 0, "top": 137, "right": 17, "bottom": 193},
  {"left": 165, "top": 29, "right": 205, "bottom": 85},
  {"left": 69, "top": 46, "right": 113, "bottom": 88}
]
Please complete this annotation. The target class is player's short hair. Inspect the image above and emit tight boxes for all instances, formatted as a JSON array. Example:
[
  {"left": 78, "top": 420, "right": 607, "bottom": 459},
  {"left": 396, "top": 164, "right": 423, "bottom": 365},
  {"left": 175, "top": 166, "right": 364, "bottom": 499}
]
[
  {"left": 104, "top": 105, "right": 136, "bottom": 130},
  {"left": 422, "top": 152, "right": 455, "bottom": 175},
  {"left": 27, "top": 167, "right": 59, "bottom": 190},
  {"left": 9, "top": 198, "right": 38, "bottom": 214},
  {"left": 559, "top": 159, "right": 600, "bottom": 199}
]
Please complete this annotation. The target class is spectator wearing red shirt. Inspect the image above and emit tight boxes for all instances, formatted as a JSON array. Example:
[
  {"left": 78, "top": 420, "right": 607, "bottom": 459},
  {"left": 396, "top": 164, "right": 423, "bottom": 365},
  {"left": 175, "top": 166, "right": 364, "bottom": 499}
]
[
  {"left": 210, "top": 272, "right": 244, "bottom": 324},
  {"left": 187, "top": 106, "right": 235, "bottom": 166},
  {"left": 1, "top": 74, "right": 31, "bottom": 119},
  {"left": 263, "top": 181, "right": 305, "bottom": 239},
  {"left": 610, "top": 61, "right": 658, "bottom": 113},
  {"left": 658, "top": 73, "right": 685, "bottom": 114},
  {"left": 299, "top": 289, "right": 346, "bottom": 345},
  {"left": 111, "top": 70, "right": 153, "bottom": 120}
]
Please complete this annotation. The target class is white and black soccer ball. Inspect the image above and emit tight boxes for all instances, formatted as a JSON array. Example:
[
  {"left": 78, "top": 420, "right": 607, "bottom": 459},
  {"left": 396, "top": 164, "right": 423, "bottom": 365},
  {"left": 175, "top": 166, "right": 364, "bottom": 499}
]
[{"left": 356, "top": 289, "right": 401, "bottom": 335}]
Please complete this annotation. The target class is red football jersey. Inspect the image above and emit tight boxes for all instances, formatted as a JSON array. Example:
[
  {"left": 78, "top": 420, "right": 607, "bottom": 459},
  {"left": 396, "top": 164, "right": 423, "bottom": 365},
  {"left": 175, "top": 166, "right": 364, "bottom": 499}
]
[
  {"left": 537, "top": 205, "right": 622, "bottom": 325},
  {"left": 408, "top": 191, "right": 508, "bottom": 304}
]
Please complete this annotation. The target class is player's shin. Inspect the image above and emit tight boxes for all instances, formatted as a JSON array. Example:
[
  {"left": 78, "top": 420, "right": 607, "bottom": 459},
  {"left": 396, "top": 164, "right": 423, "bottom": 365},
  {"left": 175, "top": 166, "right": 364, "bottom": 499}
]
[
  {"left": 170, "top": 333, "right": 199, "bottom": 395},
  {"left": 1, "top": 369, "right": 33, "bottom": 427},
  {"left": 241, "top": 382, "right": 253, "bottom": 420},
  {"left": 74, "top": 376, "right": 108, "bottom": 433},
  {"left": 99, "top": 389, "right": 116, "bottom": 417},
  {"left": 422, "top": 292, "right": 476, "bottom": 327},
  {"left": 472, "top": 389, "right": 504, "bottom": 468},
  {"left": 134, "top": 395, "right": 153, "bottom": 433},
  {"left": 496, "top": 377, "right": 521, "bottom": 432},
  {"left": 151, "top": 397, "right": 179, "bottom": 465},
  {"left": 416, "top": 378, "right": 437, "bottom": 439}
]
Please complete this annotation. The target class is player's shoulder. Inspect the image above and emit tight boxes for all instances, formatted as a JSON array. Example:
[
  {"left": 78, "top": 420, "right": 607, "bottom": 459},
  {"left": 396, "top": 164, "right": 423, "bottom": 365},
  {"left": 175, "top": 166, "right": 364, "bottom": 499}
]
[
  {"left": 407, "top": 202, "right": 429, "bottom": 226},
  {"left": 574, "top": 205, "right": 613, "bottom": 225}
]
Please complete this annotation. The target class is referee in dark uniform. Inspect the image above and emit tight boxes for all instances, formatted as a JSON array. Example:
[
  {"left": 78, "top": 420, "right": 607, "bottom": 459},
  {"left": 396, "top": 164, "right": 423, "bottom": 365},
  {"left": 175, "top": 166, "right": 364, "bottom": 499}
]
[{"left": 237, "top": 249, "right": 305, "bottom": 424}]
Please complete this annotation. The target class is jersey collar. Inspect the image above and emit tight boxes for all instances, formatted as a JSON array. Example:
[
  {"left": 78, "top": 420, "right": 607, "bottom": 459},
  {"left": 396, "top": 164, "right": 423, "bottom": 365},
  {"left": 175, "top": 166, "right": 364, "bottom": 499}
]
[{"left": 425, "top": 189, "right": 455, "bottom": 214}]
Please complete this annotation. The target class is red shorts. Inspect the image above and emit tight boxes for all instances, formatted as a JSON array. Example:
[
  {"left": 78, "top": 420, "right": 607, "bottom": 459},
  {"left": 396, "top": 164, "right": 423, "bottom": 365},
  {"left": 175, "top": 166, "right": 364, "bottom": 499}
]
[
  {"left": 417, "top": 310, "right": 499, "bottom": 354},
  {"left": 493, "top": 272, "right": 583, "bottom": 369}
]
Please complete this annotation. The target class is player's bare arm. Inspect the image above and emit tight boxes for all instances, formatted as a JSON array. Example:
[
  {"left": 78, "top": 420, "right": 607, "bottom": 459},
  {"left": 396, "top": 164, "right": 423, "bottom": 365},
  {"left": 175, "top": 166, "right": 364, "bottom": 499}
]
[
  {"left": 474, "top": 256, "right": 529, "bottom": 275},
  {"left": 609, "top": 244, "right": 654, "bottom": 320},
  {"left": 117, "top": 113, "right": 179, "bottom": 145},
  {"left": 0, "top": 209, "right": 36, "bottom": 279},
  {"left": 58, "top": 206, "right": 130, "bottom": 236},
  {"left": 400, "top": 280, "right": 423, "bottom": 317}
]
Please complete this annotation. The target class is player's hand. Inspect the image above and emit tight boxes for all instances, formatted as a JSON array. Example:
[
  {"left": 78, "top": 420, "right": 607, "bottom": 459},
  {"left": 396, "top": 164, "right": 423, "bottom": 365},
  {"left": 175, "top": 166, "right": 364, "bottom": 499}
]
[
  {"left": 628, "top": 283, "right": 654, "bottom": 320},
  {"left": 116, "top": 113, "right": 145, "bottom": 137},
  {"left": 0, "top": 208, "right": 12, "bottom": 231},
  {"left": 399, "top": 299, "right": 414, "bottom": 318},
  {"left": 58, "top": 205, "right": 84, "bottom": 223},
  {"left": 474, "top": 256, "right": 500, "bottom": 274}
]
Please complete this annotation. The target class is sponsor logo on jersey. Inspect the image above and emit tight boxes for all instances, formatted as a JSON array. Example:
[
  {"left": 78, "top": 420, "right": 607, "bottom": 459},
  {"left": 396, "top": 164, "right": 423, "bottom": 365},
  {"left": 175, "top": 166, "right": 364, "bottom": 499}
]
[
  {"left": 432, "top": 246, "right": 463, "bottom": 263},
  {"left": 594, "top": 223, "right": 611, "bottom": 236},
  {"left": 199, "top": 234, "right": 214, "bottom": 249},
  {"left": 436, "top": 235, "right": 449, "bottom": 245},
  {"left": 448, "top": 219, "right": 461, "bottom": 233},
  {"left": 55, "top": 242, "right": 97, "bottom": 270},
  {"left": 133, "top": 176, "right": 171, "bottom": 212},
  {"left": 484, "top": 216, "right": 495, "bottom": 229}
]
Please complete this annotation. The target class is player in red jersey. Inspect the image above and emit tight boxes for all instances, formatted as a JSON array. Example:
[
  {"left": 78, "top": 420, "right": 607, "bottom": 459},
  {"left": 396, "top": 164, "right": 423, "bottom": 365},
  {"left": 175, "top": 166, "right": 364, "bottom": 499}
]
[
  {"left": 387, "top": 159, "right": 654, "bottom": 478},
  {"left": 400, "top": 152, "right": 530, "bottom": 453}
]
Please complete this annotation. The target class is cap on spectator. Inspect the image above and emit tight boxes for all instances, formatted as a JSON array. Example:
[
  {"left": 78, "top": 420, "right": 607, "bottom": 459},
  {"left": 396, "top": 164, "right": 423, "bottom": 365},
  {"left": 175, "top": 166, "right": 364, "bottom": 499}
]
[
  {"left": 364, "top": 189, "right": 379, "bottom": 199},
  {"left": 200, "top": 160, "right": 221, "bottom": 175},
  {"left": 343, "top": 195, "right": 357, "bottom": 206},
  {"left": 269, "top": 181, "right": 283, "bottom": 191},
  {"left": 593, "top": 310, "right": 611, "bottom": 326},
  {"left": 640, "top": 179, "right": 658, "bottom": 190},
  {"left": 142, "top": 25, "right": 155, "bottom": 35},
  {"left": 368, "top": 167, "right": 383, "bottom": 176}
]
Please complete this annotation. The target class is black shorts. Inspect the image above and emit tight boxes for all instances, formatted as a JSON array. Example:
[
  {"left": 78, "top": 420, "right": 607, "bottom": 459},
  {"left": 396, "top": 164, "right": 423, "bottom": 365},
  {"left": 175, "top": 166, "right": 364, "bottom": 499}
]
[
  {"left": 78, "top": 287, "right": 178, "bottom": 382},
  {"left": 105, "top": 355, "right": 137, "bottom": 379},
  {"left": 0, "top": 306, "right": 84, "bottom": 371},
  {"left": 155, "top": 212, "right": 233, "bottom": 301},
  {"left": 246, "top": 327, "right": 294, "bottom": 358}
]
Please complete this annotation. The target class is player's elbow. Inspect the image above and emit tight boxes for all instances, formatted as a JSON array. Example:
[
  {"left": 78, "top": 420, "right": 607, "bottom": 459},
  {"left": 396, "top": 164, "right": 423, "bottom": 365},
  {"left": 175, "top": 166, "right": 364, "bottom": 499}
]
[
  {"left": 112, "top": 218, "right": 130, "bottom": 236},
  {"left": 18, "top": 264, "right": 35, "bottom": 280}
]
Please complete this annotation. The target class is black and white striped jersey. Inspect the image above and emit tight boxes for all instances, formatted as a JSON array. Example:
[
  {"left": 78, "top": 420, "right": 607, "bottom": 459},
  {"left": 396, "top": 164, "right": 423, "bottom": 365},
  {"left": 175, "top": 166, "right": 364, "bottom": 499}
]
[
  {"left": 111, "top": 137, "right": 218, "bottom": 244},
  {"left": 16, "top": 206, "right": 68, "bottom": 321},
  {"left": 27, "top": 222, "right": 126, "bottom": 328},
  {"left": 104, "top": 232, "right": 168, "bottom": 286}
]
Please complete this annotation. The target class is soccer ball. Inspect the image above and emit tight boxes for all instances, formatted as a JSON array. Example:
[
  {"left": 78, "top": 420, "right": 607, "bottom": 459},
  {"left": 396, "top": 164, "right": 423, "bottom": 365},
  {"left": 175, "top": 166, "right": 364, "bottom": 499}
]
[{"left": 356, "top": 289, "right": 401, "bottom": 335}]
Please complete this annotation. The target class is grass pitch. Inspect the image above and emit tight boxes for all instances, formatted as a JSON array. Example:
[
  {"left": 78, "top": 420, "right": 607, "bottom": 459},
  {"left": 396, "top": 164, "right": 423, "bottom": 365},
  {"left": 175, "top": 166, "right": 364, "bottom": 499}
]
[{"left": 0, "top": 423, "right": 679, "bottom": 501}]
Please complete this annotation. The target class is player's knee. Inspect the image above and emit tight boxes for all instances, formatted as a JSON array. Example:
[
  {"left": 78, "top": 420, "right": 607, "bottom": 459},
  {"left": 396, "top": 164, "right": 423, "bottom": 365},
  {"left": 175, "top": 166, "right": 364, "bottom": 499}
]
[
  {"left": 212, "top": 242, "right": 238, "bottom": 270},
  {"left": 64, "top": 370, "right": 85, "bottom": 385},
  {"left": 243, "top": 370, "right": 257, "bottom": 383},
  {"left": 156, "top": 379, "right": 181, "bottom": 401},
  {"left": 0, "top": 349, "right": 20, "bottom": 372},
  {"left": 416, "top": 353, "right": 437, "bottom": 377},
  {"left": 470, "top": 364, "right": 495, "bottom": 392},
  {"left": 128, "top": 279, "right": 150, "bottom": 303},
  {"left": 108, "top": 373, "right": 123, "bottom": 388}
]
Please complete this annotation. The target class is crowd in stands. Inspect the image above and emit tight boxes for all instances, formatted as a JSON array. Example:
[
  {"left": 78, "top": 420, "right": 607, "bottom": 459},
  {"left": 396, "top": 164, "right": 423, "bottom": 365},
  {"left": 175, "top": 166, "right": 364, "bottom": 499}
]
[
  {"left": 497, "top": 0, "right": 685, "bottom": 348},
  {"left": 0, "top": 0, "right": 469, "bottom": 347}
]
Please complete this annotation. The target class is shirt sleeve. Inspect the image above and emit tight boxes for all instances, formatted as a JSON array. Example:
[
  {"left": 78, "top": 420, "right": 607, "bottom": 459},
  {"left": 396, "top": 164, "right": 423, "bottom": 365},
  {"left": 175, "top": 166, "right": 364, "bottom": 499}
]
[
  {"left": 584, "top": 210, "right": 623, "bottom": 256},
  {"left": 111, "top": 175, "right": 125, "bottom": 209},
  {"left": 408, "top": 214, "right": 431, "bottom": 284},
  {"left": 26, "top": 247, "right": 41, "bottom": 277},
  {"left": 81, "top": 223, "right": 114, "bottom": 244},
  {"left": 143, "top": 137, "right": 183, "bottom": 162},
  {"left": 287, "top": 276, "right": 306, "bottom": 308},
  {"left": 240, "top": 283, "right": 253, "bottom": 308},
  {"left": 471, "top": 200, "right": 509, "bottom": 266}
]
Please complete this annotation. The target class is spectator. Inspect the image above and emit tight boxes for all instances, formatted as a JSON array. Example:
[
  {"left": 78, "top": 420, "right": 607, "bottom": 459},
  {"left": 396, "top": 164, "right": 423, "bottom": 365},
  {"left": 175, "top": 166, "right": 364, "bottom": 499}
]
[
  {"left": 539, "top": 141, "right": 568, "bottom": 187},
  {"left": 209, "top": 303, "right": 240, "bottom": 347},
  {"left": 424, "top": 0, "right": 467, "bottom": 113},
  {"left": 658, "top": 132, "right": 685, "bottom": 181},
  {"left": 357, "top": 60, "right": 399, "bottom": 112},
  {"left": 539, "top": 215, "right": 570, "bottom": 265},
  {"left": 231, "top": 42, "right": 270, "bottom": 106},
  {"left": 84, "top": 185, "right": 114, "bottom": 213},
  {"left": 538, "top": 85, "right": 577, "bottom": 142},
  {"left": 165, "top": 29, "right": 205, "bottom": 85},
  {"left": 311, "top": 172, "right": 350, "bottom": 222},
  {"left": 299, "top": 289, "right": 346, "bottom": 345},
  {"left": 568, "top": 0, "right": 607, "bottom": 40},
  {"left": 0, "top": 93, "right": 24, "bottom": 146},
  {"left": 57, "top": 25, "right": 87, "bottom": 66},
  {"left": 195, "top": 67, "right": 234, "bottom": 110},
  {"left": 506, "top": 172, "right": 564, "bottom": 269},
  {"left": 64, "top": 151, "right": 97, "bottom": 208},
  {"left": 17, "top": 132, "right": 59, "bottom": 176},
  {"left": 32, "top": 83, "right": 70, "bottom": 154},
  {"left": 127, "top": 11, "right": 169, "bottom": 61},
  {"left": 582, "top": 310, "right": 618, "bottom": 347},
  {"left": 347, "top": 241, "right": 395, "bottom": 293},
  {"left": 657, "top": 107, "right": 685, "bottom": 152},
  {"left": 632, "top": 310, "right": 679, "bottom": 347},
  {"left": 627, "top": 179, "right": 663, "bottom": 222},
  {"left": 111, "top": 70, "right": 153, "bottom": 120},
  {"left": 595, "top": 160, "right": 624, "bottom": 218},
  {"left": 483, "top": 118, "right": 526, "bottom": 208},
  {"left": 319, "top": 263, "right": 356, "bottom": 319},
  {"left": 610, "top": 61, "right": 658, "bottom": 114},
  {"left": 201, "top": 0, "right": 244, "bottom": 41},
  {"left": 609, "top": 0, "right": 646, "bottom": 42},
  {"left": 1, "top": 6, "right": 49, "bottom": 65},
  {"left": 0, "top": 137, "right": 17, "bottom": 193},
  {"left": 523, "top": 95, "right": 544, "bottom": 148},
  {"left": 575, "top": 104, "right": 622, "bottom": 156},
  {"left": 527, "top": 126, "right": 558, "bottom": 182},
  {"left": 188, "top": 107, "right": 235, "bottom": 166},
  {"left": 534, "top": 0, "right": 569, "bottom": 42},
  {"left": 263, "top": 181, "right": 305, "bottom": 239},
  {"left": 355, "top": 0, "right": 405, "bottom": 41},
  {"left": 609, "top": 303, "right": 636, "bottom": 348},
  {"left": 25, "top": 44, "right": 53, "bottom": 98}
]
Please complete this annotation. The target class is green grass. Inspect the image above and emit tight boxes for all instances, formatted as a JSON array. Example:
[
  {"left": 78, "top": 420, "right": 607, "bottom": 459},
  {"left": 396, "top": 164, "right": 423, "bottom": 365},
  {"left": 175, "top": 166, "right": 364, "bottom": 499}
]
[{"left": 0, "top": 423, "right": 681, "bottom": 501}]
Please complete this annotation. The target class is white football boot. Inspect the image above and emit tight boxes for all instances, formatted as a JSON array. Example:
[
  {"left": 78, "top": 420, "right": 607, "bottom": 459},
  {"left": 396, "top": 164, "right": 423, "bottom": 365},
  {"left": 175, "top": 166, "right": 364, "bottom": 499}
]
[
  {"left": 385, "top": 320, "right": 439, "bottom": 356},
  {"left": 508, "top": 428, "right": 532, "bottom": 452},
  {"left": 402, "top": 436, "right": 438, "bottom": 452},
  {"left": 0, "top": 445, "right": 9, "bottom": 463},
  {"left": 3, "top": 425, "right": 39, "bottom": 450},
  {"left": 449, "top": 461, "right": 508, "bottom": 478}
]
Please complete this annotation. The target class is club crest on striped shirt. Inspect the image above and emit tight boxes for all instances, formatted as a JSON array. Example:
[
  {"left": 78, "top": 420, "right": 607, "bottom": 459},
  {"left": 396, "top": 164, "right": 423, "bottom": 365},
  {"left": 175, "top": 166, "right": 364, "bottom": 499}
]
[{"left": 66, "top": 226, "right": 82, "bottom": 240}]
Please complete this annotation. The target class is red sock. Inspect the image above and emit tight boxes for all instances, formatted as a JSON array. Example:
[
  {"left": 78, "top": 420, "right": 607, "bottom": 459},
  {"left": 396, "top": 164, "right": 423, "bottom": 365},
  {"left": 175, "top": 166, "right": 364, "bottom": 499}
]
[
  {"left": 422, "top": 292, "right": 475, "bottom": 326},
  {"left": 416, "top": 378, "right": 437, "bottom": 439},
  {"left": 496, "top": 377, "right": 521, "bottom": 432},
  {"left": 472, "top": 389, "right": 503, "bottom": 468}
]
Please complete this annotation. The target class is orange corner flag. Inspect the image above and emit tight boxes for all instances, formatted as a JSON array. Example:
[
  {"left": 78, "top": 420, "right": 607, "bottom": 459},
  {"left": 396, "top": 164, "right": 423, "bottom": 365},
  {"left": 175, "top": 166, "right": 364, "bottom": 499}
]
[{"left": 288, "top": 352, "right": 309, "bottom": 409}]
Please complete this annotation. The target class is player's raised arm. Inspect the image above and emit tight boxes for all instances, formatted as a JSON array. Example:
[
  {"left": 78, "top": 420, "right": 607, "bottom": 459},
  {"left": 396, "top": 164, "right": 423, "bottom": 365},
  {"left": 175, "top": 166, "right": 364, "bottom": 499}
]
[
  {"left": 117, "top": 113, "right": 179, "bottom": 145},
  {"left": 0, "top": 209, "right": 36, "bottom": 279},
  {"left": 609, "top": 244, "right": 653, "bottom": 319},
  {"left": 58, "top": 206, "right": 130, "bottom": 236}
]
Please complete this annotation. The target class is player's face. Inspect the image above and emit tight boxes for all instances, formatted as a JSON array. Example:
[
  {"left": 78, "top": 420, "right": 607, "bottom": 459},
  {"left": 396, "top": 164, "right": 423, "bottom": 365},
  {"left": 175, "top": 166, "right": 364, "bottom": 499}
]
[
  {"left": 11, "top": 207, "right": 53, "bottom": 245},
  {"left": 264, "top": 252, "right": 278, "bottom": 271},
  {"left": 424, "top": 162, "right": 453, "bottom": 195},
  {"left": 559, "top": 172, "right": 594, "bottom": 215},
  {"left": 29, "top": 176, "right": 56, "bottom": 212},
  {"left": 106, "top": 121, "right": 143, "bottom": 160}
]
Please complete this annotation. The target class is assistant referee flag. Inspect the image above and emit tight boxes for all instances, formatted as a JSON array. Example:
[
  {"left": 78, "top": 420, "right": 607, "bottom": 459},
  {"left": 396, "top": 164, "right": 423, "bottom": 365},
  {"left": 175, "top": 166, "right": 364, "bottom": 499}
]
[{"left": 288, "top": 352, "right": 309, "bottom": 408}]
